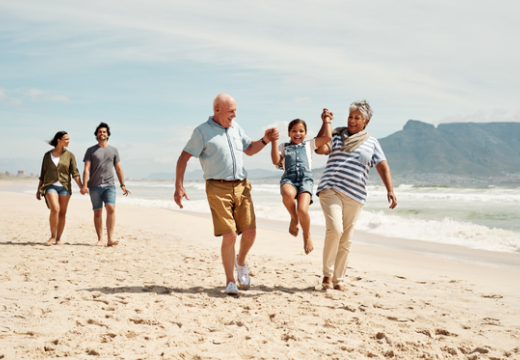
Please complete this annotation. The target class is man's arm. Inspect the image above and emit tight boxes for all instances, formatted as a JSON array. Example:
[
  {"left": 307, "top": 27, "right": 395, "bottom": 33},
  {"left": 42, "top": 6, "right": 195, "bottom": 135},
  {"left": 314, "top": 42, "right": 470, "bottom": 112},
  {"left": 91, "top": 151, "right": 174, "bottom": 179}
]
[
  {"left": 244, "top": 128, "right": 279, "bottom": 156},
  {"left": 81, "top": 161, "right": 91, "bottom": 195},
  {"left": 114, "top": 162, "right": 131, "bottom": 196},
  {"left": 174, "top": 150, "right": 193, "bottom": 209},
  {"left": 376, "top": 160, "right": 397, "bottom": 209}
]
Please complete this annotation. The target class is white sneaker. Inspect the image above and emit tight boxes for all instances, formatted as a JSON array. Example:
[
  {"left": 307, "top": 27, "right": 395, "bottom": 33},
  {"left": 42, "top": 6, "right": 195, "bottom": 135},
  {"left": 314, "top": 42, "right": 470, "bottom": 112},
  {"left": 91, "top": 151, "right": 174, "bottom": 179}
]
[
  {"left": 235, "top": 255, "right": 250, "bottom": 290},
  {"left": 224, "top": 282, "right": 239, "bottom": 295}
]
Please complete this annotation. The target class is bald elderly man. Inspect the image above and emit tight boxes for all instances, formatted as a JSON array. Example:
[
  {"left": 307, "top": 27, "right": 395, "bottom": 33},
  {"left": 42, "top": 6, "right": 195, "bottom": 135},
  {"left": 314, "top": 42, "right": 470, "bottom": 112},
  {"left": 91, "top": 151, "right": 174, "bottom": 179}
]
[{"left": 174, "top": 93, "right": 279, "bottom": 295}]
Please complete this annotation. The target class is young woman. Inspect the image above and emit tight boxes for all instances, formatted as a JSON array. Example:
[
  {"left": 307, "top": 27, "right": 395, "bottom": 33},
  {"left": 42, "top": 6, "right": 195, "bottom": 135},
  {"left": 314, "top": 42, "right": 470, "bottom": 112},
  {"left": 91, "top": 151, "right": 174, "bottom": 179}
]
[{"left": 36, "top": 131, "right": 83, "bottom": 245}]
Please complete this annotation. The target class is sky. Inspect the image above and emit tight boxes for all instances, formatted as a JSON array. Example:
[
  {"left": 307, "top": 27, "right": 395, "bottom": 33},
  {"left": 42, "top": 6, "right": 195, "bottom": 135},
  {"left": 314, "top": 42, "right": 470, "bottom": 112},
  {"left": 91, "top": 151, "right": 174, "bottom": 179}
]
[{"left": 1, "top": 0, "right": 519, "bottom": 178}]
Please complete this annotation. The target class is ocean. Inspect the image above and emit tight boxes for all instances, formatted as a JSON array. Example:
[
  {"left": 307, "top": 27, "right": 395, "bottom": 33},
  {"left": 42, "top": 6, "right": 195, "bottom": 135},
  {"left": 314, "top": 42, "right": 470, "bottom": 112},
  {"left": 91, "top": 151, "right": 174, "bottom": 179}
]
[
  {"left": 112, "top": 181, "right": 520, "bottom": 255},
  {"left": 12, "top": 179, "right": 519, "bottom": 255}
]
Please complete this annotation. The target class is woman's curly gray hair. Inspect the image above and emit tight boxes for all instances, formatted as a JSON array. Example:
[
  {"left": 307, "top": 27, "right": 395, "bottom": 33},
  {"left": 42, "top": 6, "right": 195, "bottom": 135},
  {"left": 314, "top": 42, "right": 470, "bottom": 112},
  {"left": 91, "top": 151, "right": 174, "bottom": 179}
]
[{"left": 349, "top": 100, "right": 373, "bottom": 120}]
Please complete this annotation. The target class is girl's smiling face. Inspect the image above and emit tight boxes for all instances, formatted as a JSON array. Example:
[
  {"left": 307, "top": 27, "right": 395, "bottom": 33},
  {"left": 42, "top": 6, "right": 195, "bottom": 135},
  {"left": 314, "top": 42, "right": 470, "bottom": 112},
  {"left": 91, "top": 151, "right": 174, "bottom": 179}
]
[{"left": 289, "top": 122, "right": 307, "bottom": 144}]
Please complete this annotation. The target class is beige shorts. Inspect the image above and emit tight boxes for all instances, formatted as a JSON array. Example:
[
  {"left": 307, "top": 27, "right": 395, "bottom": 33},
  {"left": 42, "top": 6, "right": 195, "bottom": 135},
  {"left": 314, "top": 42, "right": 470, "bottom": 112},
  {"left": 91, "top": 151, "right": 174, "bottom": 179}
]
[{"left": 205, "top": 179, "right": 256, "bottom": 236}]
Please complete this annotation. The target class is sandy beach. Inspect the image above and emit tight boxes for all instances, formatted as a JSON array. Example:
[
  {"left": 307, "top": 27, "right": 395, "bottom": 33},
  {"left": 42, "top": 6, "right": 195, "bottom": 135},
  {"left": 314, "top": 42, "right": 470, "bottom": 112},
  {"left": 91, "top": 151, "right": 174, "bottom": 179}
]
[{"left": 1, "top": 186, "right": 520, "bottom": 359}]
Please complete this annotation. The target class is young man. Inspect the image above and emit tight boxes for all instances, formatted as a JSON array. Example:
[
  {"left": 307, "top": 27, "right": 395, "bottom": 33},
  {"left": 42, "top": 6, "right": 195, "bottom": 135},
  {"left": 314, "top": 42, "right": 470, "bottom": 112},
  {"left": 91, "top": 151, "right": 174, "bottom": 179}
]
[
  {"left": 174, "top": 93, "right": 278, "bottom": 295},
  {"left": 81, "top": 122, "right": 131, "bottom": 246}
]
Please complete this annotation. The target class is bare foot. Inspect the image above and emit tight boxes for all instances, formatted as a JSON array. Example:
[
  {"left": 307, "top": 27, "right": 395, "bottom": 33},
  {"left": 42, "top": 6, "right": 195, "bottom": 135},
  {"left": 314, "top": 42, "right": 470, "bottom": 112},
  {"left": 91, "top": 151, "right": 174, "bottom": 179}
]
[
  {"left": 44, "top": 238, "right": 55, "bottom": 246},
  {"left": 94, "top": 240, "right": 104, "bottom": 246},
  {"left": 322, "top": 276, "right": 332, "bottom": 290},
  {"left": 55, "top": 240, "right": 63, "bottom": 245},
  {"left": 289, "top": 218, "right": 299, "bottom": 237},
  {"left": 303, "top": 235, "right": 314, "bottom": 255},
  {"left": 334, "top": 284, "right": 345, "bottom": 292},
  {"left": 107, "top": 241, "right": 119, "bottom": 247}
]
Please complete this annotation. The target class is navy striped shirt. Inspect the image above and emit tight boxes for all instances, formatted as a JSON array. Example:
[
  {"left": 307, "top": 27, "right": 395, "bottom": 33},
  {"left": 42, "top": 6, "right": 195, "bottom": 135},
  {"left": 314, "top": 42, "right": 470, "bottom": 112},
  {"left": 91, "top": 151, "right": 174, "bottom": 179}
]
[{"left": 316, "top": 135, "right": 386, "bottom": 204}]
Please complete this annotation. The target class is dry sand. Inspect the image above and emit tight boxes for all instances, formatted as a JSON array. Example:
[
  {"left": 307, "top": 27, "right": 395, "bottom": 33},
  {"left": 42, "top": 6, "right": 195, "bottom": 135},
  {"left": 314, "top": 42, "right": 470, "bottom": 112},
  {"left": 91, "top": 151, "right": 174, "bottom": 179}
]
[{"left": 1, "top": 188, "right": 520, "bottom": 359}]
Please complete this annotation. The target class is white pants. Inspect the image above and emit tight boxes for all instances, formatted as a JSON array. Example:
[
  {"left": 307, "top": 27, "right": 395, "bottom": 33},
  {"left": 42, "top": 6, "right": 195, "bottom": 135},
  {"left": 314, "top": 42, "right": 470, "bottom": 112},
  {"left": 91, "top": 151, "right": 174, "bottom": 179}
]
[{"left": 319, "top": 188, "right": 363, "bottom": 285}]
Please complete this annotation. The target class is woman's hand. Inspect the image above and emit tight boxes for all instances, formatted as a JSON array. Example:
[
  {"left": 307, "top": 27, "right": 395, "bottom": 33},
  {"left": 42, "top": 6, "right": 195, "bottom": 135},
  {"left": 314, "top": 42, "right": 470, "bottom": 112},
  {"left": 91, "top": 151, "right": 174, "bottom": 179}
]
[
  {"left": 36, "top": 191, "right": 41, "bottom": 201},
  {"left": 321, "top": 108, "right": 334, "bottom": 122},
  {"left": 387, "top": 192, "right": 397, "bottom": 209}
]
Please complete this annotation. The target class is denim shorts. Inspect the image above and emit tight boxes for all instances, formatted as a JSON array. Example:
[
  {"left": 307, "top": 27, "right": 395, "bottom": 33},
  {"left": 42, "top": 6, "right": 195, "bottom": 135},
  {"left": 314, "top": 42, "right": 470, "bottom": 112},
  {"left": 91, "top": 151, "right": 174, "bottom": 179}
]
[
  {"left": 45, "top": 184, "right": 71, "bottom": 196},
  {"left": 89, "top": 186, "right": 116, "bottom": 210},
  {"left": 280, "top": 169, "right": 314, "bottom": 204}
]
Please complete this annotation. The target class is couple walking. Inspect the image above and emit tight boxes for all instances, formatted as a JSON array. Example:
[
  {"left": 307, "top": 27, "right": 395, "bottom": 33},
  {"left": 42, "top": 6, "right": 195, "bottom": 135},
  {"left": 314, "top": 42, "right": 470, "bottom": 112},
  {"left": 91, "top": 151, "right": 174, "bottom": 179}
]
[
  {"left": 36, "top": 123, "right": 130, "bottom": 247},
  {"left": 174, "top": 93, "right": 397, "bottom": 295}
]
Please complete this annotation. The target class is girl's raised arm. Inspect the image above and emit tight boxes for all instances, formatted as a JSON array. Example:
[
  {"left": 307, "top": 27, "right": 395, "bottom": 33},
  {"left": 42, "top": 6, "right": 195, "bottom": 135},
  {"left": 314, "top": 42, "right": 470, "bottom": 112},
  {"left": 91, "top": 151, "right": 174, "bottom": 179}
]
[
  {"left": 314, "top": 108, "right": 333, "bottom": 148},
  {"left": 271, "top": 137, "right": 281, "bottom": 166}
]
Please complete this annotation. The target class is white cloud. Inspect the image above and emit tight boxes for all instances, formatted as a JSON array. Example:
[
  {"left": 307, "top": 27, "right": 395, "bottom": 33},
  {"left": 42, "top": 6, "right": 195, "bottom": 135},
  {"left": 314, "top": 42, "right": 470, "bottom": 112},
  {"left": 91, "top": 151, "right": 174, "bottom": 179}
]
[
  {"left": 294, "top": 97, "right": 311, "bottom": 104},
  {"left": 16, "top": 88, "right": 70, "bottom": 102},
  {"left": 9, "top": 98, "right": 22, "bottom": 105},
  {"left": 27, "top": 88, "right": 43, "bottom": 97},
  {"left": 438, "top": 108, "right": 520, "bottom": 124},
  {"left": 48, "top": 95, "right": 70, "bottom": 102},
  {"left": 2, "top": 0, "right": 519, "bottom": 111}
]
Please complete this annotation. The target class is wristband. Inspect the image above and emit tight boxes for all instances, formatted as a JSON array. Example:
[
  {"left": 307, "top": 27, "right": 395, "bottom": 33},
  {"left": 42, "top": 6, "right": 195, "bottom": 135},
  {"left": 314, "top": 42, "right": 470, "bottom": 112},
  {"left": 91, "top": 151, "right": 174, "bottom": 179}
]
[
  {"left": 120, "top": 184, "right": 125, "bottom": 188},
  {"left": 260, "top": 137, "right": 267, "bottom": 145}
]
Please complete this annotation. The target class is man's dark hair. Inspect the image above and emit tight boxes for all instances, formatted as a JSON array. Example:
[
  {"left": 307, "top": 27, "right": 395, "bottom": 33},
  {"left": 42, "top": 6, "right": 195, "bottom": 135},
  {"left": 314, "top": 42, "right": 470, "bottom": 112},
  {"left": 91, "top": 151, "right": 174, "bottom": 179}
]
[{"left": 95, "top": 122, "right": 111, "bottom": 140}]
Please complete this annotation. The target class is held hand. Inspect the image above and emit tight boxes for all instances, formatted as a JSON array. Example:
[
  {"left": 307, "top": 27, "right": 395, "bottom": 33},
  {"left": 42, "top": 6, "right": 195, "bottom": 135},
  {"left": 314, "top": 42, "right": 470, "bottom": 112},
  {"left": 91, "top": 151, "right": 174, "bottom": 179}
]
[
  {"left": 80, "top": 187, "right": 89, "bottom": 195},
  {"left": 264, "top": 128, "right": 274, "bottom": 142},
  {"left": 174, "top": 187, "right": 190, "bottom": 209},
  {"left": 322, "top": 108, "right": 334, "bottom": 121},
  {"left": 387, "top": 192, "right": 397, "bottom": 209},
  {"left": 121, "top": 186, "right": 131, "bottom": 196},
  {"left": 266, "top": 127, "right": 280, "bottom": 141}
]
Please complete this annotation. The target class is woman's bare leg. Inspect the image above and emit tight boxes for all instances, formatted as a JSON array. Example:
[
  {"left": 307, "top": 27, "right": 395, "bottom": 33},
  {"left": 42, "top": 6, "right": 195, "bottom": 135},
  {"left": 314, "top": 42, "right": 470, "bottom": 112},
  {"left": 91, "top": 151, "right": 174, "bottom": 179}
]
[
  {"left": 45, "top": 193, "right": 60, "bottom": 245},
  {"left": 55, "top": 195, "right": 71, "bottom": 245}
]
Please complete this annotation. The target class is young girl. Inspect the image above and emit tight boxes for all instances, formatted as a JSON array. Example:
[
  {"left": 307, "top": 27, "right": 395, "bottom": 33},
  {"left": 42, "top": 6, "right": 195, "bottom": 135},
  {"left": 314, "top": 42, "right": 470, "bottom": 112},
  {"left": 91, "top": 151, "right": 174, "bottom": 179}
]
[{"left": 271, "top": 109, "right": 333, "bottom": 254}]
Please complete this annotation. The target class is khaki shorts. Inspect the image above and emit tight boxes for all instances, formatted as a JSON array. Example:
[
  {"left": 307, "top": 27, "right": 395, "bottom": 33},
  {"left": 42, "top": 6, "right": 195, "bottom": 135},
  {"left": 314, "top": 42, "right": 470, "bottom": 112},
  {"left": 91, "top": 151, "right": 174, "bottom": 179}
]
[{"left": 206, "top": 179, "right": 256, "bottom": 236}]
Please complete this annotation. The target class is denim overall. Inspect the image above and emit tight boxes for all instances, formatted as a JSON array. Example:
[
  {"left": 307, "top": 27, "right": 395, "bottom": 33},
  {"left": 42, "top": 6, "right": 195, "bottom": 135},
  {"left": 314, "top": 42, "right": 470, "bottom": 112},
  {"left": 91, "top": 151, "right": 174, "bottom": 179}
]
[{"left": 280, "top": 141, "right": 314, "bottom": 203}]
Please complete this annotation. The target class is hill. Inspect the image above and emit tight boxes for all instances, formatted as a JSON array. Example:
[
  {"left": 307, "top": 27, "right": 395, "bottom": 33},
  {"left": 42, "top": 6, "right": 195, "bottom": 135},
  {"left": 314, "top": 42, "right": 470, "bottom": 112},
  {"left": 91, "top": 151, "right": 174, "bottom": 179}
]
[{"left": 378, "top": 121, "right": 520, "bottom": 176}]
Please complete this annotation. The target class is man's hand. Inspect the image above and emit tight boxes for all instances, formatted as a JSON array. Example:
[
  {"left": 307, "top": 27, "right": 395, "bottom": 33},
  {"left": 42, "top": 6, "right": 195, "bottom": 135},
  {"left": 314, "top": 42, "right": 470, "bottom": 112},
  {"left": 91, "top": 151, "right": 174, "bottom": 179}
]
[
  {"left": 322, "top": 108, "right": 334, "bottom": 121},
  {"left": 265, "top": 127, "right": 280, "bottom": 142},
  {"left": 80, "top": 187, "right": 89, "bottom": 195},
  {"left": 174, "top": 187, "right": 190, "bottom": 209},
  {"left": 121, "top": 185, "right": 131, "bottom": 196}
]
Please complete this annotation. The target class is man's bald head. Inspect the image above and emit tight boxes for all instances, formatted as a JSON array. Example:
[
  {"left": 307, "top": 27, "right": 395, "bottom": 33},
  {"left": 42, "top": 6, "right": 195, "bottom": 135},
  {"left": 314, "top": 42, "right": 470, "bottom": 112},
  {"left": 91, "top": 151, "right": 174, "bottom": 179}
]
[
  {"left": 212, "top": 93, "right": 237, "bottom": 129},
  {"left": 213, "top": 93, "right": 235, "bottom": 111}
]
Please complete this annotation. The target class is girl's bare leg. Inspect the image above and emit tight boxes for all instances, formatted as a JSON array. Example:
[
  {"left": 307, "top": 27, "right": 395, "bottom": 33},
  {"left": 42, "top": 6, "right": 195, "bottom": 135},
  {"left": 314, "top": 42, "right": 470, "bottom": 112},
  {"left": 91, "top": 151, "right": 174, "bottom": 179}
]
[
  {"left": 55, "top": 195, "right": 71, "bottom": 245},
  {"left": 297, "top": 192, "right": 313, "bottom": 254},
  {"left": 281, "top": 184, "right": 299, "bottom": 236},
  {"left": 45, "top": 193, "right": 60, "bottom": 245}
]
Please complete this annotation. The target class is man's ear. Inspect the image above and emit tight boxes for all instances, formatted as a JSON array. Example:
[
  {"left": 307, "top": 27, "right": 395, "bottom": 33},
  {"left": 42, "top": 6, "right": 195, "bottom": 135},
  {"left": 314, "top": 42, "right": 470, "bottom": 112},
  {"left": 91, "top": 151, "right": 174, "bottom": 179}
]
[{"left": 214, "top": 104, "right": 220, "bottom": 113}]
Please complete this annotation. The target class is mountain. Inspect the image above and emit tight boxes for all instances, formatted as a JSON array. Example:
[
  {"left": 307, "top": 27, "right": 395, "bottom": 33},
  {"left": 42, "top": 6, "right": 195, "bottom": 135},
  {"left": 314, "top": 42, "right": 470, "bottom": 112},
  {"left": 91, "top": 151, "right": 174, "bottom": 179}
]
[{"left": 378, "top": 120, "right": 520, "bottom": 176}]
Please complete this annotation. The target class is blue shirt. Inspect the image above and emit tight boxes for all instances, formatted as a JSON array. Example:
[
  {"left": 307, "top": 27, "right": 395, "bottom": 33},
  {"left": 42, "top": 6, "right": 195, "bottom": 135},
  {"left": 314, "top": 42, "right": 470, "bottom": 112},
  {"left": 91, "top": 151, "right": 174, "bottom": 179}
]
[
  {"left": 184, "top": 117, "right": 252, "bottom": 180},
  {"left": 317, "top": 135, "right": 386, "bottom": 204}
]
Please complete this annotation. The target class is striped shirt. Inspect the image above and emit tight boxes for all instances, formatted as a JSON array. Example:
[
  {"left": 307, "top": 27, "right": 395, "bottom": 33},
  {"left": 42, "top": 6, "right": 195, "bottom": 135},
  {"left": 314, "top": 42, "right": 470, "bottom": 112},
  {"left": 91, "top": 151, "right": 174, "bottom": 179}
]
[{"left": 316, "top": 135, "right": 386, "bottom": 204}]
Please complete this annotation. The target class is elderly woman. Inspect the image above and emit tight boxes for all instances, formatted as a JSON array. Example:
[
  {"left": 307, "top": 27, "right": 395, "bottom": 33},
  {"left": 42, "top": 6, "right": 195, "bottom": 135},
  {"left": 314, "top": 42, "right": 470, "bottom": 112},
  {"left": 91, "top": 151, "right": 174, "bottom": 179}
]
[
  {"left": 36, "top": 131, "right": 83, "bottom": 246},
  {"left": 315, "top": 101, "right": 397, "bottom": 291}
]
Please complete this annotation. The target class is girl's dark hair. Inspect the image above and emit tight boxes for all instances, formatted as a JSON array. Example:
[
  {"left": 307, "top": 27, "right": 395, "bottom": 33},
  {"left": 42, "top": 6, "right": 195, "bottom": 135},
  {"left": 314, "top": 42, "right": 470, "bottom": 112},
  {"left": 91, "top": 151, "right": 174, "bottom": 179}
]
[
  {"left": 288, "top": 119, "right": 307, "bottom": 133},
  {"left": 48, "top": 131, "right": 68, "bottom": 147},
  {"left": 95, "top": 122, "right": 111, "bottom": 139}
]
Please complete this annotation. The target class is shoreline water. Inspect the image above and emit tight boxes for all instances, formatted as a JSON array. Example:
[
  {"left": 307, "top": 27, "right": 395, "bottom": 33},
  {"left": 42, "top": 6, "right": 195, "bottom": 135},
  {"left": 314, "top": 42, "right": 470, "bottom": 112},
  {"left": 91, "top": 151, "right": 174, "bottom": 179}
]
[{"left": 2, "top": 178, "right": 519, "bottom": 273}]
